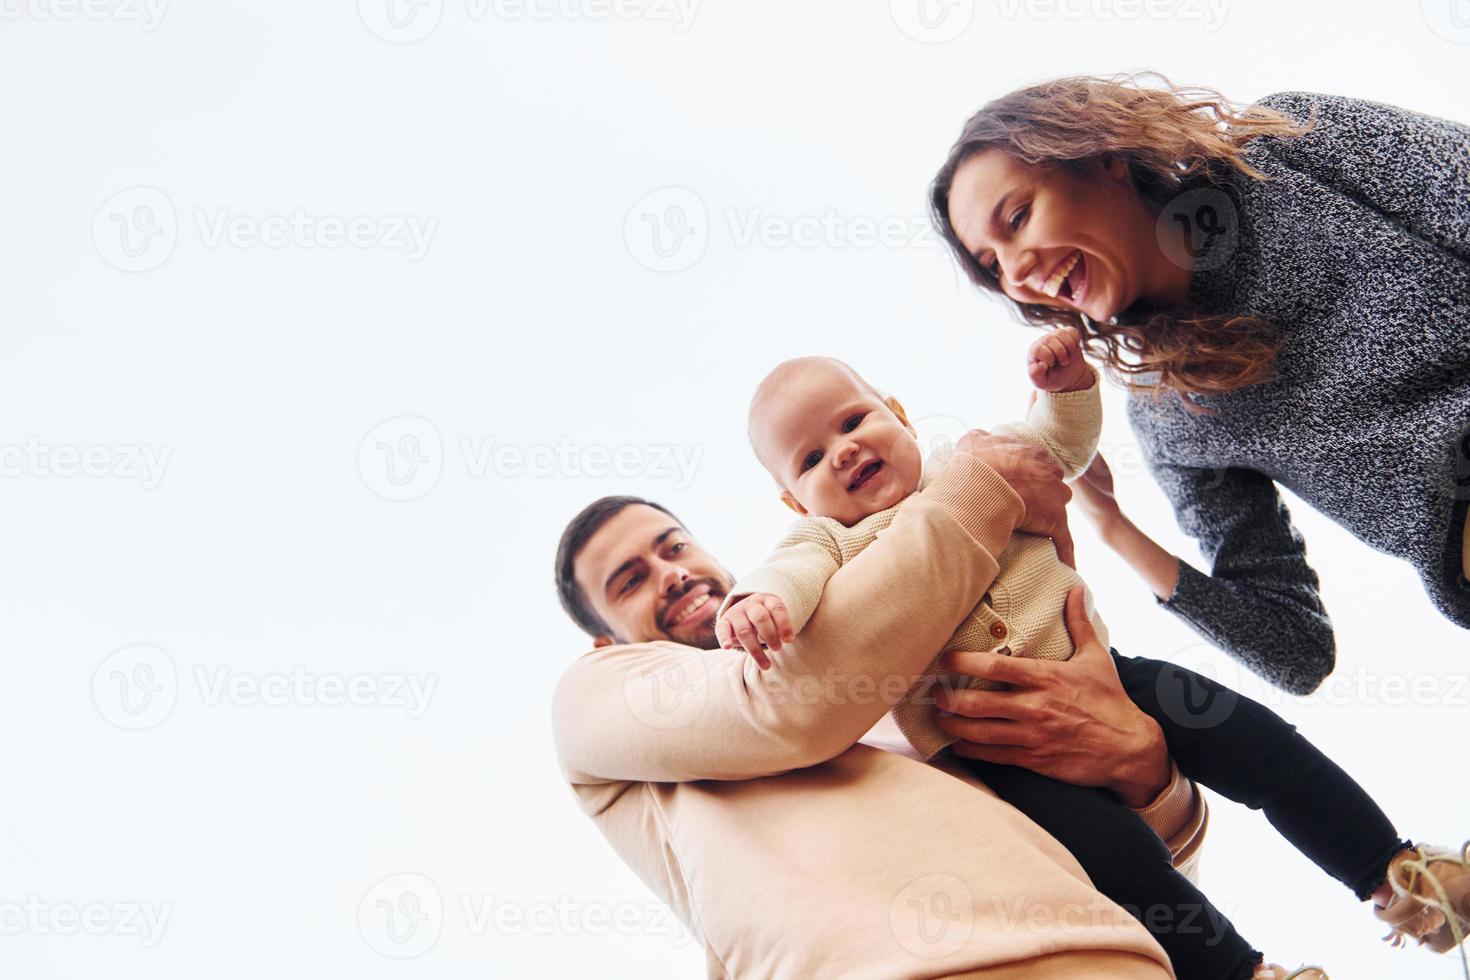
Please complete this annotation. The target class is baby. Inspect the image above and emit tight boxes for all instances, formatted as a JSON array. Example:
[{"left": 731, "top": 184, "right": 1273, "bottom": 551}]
[
  {"left": 715, "top": 328, "right": 1470, "bottom": 980},
  {"left": 720, "top": 327, "right": 1104, "bottom": 759}
]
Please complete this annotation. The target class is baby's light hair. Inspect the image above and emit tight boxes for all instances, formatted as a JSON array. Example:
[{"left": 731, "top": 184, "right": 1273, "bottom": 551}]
[{"left": 747, "top": 356, "right": 890, "bottom": 486}]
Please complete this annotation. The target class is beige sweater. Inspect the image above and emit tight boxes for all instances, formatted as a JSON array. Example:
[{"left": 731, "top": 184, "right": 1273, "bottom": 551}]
[
  {"left": 552, "top": 453, "right": 1208, "bottom": 979},
  {"left": 721, "top": 374, "right": 1106, "bottom": 759}
]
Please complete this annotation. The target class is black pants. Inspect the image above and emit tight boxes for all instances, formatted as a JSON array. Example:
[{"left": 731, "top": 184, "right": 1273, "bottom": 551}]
[{"left": 957, "top": 650, "right": 1411, "bottom": 980}]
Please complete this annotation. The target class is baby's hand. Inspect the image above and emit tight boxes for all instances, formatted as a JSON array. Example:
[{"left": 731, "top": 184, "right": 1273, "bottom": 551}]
[
  {"left": 716, "top": 592, "right": 792, "bottom": 670},
  {"left": 1027, "top": 326, "right": 1092, "bottom": 393}
]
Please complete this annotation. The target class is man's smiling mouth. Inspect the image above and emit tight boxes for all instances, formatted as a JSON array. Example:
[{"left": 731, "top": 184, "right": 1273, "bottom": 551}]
[
  {"left": 664, "top": 587, "right": 714, "bottom": 628},
  {"left": 848, "top": 459, "right": 884, "bottom": 491}
]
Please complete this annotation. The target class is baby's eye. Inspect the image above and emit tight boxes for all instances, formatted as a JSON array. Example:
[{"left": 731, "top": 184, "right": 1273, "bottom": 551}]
[
  {"left": 801, "top": 450, "right": 822, "bottom": 472},
  {"left": 842, "top": 413, "right": 865, "bottom": 433}
]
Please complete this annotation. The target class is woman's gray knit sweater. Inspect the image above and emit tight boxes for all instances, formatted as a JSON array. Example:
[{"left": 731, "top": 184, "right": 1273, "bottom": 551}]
[{"left": 1126, "top": 91, "right": 1470, "bottom": 695}]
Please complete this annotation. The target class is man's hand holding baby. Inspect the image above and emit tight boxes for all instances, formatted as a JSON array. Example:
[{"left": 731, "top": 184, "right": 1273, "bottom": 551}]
[
  {"left": 1027, "top": 326, "right": 1092, "bottom": 393},
  {"left": 717, "top": 592, "right": 792, "bottom": 670}
]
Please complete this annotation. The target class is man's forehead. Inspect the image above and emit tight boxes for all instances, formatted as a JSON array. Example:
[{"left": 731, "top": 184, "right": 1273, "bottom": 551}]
[{"left": 574, "top": 504, "right": 688, "bottom": 593}]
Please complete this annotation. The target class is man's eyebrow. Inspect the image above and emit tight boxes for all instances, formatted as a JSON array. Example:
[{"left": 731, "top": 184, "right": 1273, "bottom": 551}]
[{"left": 602, "top": 526, "right": 682, "bottom": 594}]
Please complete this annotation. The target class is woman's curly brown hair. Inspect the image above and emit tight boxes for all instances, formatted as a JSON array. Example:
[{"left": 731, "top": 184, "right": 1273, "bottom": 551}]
[{"left": 930, "top": 72, "right": 1313, "bottom": 407}]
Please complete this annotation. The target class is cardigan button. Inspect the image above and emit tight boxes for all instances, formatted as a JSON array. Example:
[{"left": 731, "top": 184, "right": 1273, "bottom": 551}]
[{"left": 989, "top": 621, "right": 1008, "bottom": 640}]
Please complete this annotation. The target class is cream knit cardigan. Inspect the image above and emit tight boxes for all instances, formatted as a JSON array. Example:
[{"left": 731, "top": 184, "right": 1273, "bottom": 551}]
[{"left": 721, "top": 371, "right": 1106, "bottom": 759}]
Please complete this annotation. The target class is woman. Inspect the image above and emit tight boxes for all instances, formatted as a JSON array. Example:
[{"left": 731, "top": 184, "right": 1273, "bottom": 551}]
[{"left": 929, "top": 74, "right": 1470, "bottom": 698}]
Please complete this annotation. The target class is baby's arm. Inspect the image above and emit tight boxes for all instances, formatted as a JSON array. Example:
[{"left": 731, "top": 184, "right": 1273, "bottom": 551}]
[
  {"left": 717, "top": 593, "right": 793, "bottom": 668},
  {"left": 992, "top": 326, "right": 1102, "bottom": 480},
  {"left": 716, "top": 512, "right": 892, "bottom": 667}
]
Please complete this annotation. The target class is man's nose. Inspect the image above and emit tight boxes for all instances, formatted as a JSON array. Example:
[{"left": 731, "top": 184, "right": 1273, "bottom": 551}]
[{"left": 657, "top": 560, "right": 690, "bottom": 596}]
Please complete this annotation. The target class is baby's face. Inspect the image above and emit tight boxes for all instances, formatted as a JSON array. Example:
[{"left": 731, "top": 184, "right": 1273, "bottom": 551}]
[{"left": 751, "top": 362, "right": 924, "bottom": 526}]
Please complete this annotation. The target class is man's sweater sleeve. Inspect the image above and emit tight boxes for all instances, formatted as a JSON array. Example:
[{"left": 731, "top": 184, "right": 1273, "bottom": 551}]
[
  {"left": 1252, "top": 91, "right": 1470, "bottom": 263},
  {"left": 551, "top": 456, "right": 1025, "bottom": 784},
  {"left": 990, "top": 367, "right": 1103, "bottom": 480},
  {"left": 1143, "top": 452, "right": 1336, "bottom": 696},
  {"left": 1131, "top": 760, "right": 1210, "bottom": 885}
]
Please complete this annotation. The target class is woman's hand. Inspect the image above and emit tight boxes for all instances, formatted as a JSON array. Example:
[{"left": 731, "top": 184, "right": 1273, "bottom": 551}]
[
  {"left": 1072, "top": 452, "right": 1122, "bottom": 526},
  {"left": 932, "top": 586, "right": 1172, "bottom": 807}
]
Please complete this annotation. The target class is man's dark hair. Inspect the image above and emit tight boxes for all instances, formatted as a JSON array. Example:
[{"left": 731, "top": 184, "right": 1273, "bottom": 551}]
[{"left": 555, "top": 495, "right": 682, "bottom": 639}]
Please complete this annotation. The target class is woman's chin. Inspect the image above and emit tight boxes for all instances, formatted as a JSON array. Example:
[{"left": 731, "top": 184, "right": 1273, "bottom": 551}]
[{"left": 1080, "top": 294, "right": 1118, "bottom": 324}]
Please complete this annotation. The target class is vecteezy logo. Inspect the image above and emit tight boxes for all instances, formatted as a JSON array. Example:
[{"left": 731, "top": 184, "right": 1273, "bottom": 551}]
[
  {"left": 358, "top": 416, "right": 444, "bottom": 502},
  {"left": 1453, "top": 423, "right": 1470, "bottom": 499},
  {"left": 1423, "top": 0, "right": 1470, "bottom": 42},
  {"left": 890, "top": 873, "right": 974, "bottom": 958},
  {"left": 358, "top": 0, "right": 443, "bottom": 43},
  {"left": 358, "top": 873, "right": 443, "bottom": 958},
  {"left": 92, "top": 644, "right": 179, "bottom": 730},
  {"left": 623, "top": 187, "right": 708, "bottom": 272},
  {"left": 93, "top": 187, "right": 177, "bottom": 272},
  {"left": 888, "top": 0, "right": 974, "bottom": 43},
  {"left": 622, "top": 657, "right": 708, "bottom": 730},
  {"left": 1152, "top": 645, "right": 1240, "bottom": 731},
  {"left": 1156, "top": 186, "right": 1238, "bottom": 273}
]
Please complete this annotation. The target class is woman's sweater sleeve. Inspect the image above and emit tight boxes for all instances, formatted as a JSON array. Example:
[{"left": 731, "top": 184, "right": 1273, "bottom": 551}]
[
  {"left": 1145, "top": 456, "right": 1336, "bottom": 695},
  {"left": 1251, "top": 91, "right": 1470, "bottom": 262}
]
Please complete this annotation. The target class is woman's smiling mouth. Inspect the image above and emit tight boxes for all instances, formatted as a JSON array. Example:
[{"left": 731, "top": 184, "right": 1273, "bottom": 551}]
[{"left": 1042, "top": 250, "right": 1087, "bottom": 305}]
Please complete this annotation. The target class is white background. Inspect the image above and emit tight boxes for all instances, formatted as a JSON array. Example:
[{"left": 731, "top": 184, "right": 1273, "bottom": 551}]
[{"left": 2, "top": 0, "right": 1468, "bottom": 976}]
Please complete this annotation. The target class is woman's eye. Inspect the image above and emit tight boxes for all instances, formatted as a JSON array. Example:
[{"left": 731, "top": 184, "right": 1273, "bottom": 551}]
[
  {"left": 842, "top": 413, "right": 865, "bottom": 433},
  {"left": 1010, "top": 204, "right": 1029, "bottom": 231},
  {"left": 801, "top": 450, "right": 822, "bottom": 472},
  {"left": 984, "top": 255, "right": 1000, "bottom": 277}
]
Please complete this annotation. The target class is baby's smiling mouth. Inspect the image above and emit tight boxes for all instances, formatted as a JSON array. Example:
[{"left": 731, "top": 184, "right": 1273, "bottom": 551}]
[{"left": 848, "top": 459, "right": 884, "bottom": 491}]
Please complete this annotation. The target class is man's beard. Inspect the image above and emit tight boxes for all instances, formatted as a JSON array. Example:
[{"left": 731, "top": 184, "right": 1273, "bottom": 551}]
[
  {"left": 659, "top": 576, "right": 726, "bottom": 650},
  {"left": 677, "top": 617, "right": 721, "bottom": 651}
]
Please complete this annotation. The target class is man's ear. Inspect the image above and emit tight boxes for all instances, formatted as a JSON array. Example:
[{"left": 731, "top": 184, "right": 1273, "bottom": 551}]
[
  {"left": 885, "top": 395, "right": 917, "bottom": 435},
  {"left": 780, "top": 490, "right": 808, "bottom": 515},
  {"left": 592, "top": 634, "right": 615, "bottom": 648}
]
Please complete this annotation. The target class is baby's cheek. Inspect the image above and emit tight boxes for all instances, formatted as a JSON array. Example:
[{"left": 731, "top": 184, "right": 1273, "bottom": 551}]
[{"left": 897, "top": 444, "right": 925, "bottom": 492}]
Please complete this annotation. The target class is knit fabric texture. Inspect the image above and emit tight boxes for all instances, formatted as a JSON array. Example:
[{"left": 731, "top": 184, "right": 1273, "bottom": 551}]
[
  {"left": 722, "top": 373, "right": 1107, "bottom": 759},
  {"left": 1126, "top": 91, "right": 1470, "bottom": 695}
]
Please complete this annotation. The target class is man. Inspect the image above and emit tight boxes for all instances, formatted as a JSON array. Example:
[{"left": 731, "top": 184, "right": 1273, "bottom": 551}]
[{"left": 551, "top": 436, "right": 1207, "bottom": 979}]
